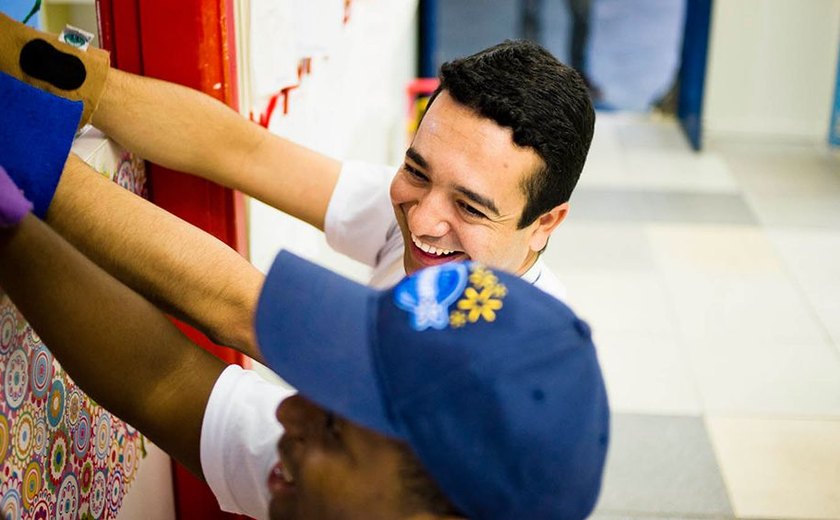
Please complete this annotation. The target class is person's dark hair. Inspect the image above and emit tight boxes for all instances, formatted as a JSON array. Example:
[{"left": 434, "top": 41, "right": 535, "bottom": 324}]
[
  {"left": 428, "top": 40, "right": 595, "bottom": 229},
  {"left": 396, "top": 443, "right": 463, "bottom": 517}
]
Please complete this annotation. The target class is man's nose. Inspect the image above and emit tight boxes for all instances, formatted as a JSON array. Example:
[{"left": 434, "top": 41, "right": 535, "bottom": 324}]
[
  {"left": 276, "top": 395, "right": 323, "bottom": 436},
  {"left": 408, "top": 192, "right": 451, "bottom": 238}
]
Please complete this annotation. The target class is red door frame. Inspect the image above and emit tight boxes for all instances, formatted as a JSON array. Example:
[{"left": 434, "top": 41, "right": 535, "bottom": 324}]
[{"left": 97, "top": 1, "right": 249, "bottom": 518}]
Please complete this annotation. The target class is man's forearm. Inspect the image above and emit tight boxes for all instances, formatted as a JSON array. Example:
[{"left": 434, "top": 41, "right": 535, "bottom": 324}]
[
  {"left": 0, "top": 215, "right": 225, "bottom": 477},
  {"left": 48, "top": 154, "right": 265, "bottom": 360},
  {"left": 92, "top": 69, "right": 341, "bottom": 230}
]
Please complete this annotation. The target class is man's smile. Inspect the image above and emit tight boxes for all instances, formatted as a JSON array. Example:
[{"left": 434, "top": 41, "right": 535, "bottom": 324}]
[
  {"left": 269, "top": 440, "right": 297, "bottom": 497},
  {"left": 410, "top": 234, "right": 459, "bottom": 256},
  {"left": 407, "top": 233, "right": 468, "bottom": 269}
]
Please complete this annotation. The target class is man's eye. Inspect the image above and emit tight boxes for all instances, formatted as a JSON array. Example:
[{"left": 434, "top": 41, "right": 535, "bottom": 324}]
[
  {"left": 324, "top": 412, "right": 342, "bottom": 438},
  {"left": 403, "top": 164, "right": 428, "bottom": 182},
  {"left": 458, "top": 201, "right": 487, "bottom": 219}
]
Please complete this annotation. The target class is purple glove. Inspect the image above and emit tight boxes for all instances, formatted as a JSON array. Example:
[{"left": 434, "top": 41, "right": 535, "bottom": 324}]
[{"left": 0, "top": 165, "right": 33, "bottom": 227}]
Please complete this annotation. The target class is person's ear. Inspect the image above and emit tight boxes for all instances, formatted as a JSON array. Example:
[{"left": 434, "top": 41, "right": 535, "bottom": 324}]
[{"left": 528, "top": 202, "right": 568, "bottom": 252}]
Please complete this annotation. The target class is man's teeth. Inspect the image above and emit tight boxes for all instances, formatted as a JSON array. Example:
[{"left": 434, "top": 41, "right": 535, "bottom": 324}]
[
  {"left": 411, "top": 234, "right": 456, "bottom": 256},
  {"left": 281, "top": 465, "right": 295, "bottom": 484}
]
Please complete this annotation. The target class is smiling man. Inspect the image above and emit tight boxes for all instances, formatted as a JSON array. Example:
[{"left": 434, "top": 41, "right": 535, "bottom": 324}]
[
  {"left": 0, "top": 166, "right": 610, "bottom": 519},
  {"left": 325, "top": 42, "right": 593, "bottom": 298}
]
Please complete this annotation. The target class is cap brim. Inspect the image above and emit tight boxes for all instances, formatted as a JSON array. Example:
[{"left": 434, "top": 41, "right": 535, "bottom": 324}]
[{"left": 255, "top": 251, "right": 399, "bottom": 438}]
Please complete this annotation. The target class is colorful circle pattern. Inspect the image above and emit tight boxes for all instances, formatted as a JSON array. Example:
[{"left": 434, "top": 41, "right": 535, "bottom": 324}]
[
  {"left": 12, "top": 409, "right": 34, "bottom": 463},
  {"left": 88, "top": 471, "right": 107, "bottom": 519},
  {"left": 0, "top": 413, "right": 9, "bottom": 466},
  {"left": 30, "top": 346, "right": 52, "bottom": 399},
  {"left": 0, "top": 288, "right": 148, "bottom": 519},
  {"left": 46, "top": 380, "right": 65, "bottom": 430},
  {"left": 0, "top": 488, "right": 22, "bottom": 520},
  {"left": 0, "top": 309, "right": 15, "bottom": 354},
  {"left": 73, "top": 410, "right": 92, "bottom": 460},
  {"left": 56, "top": 474, "right": 79, "bottom": 520},
  {"left": 23, "top": 461, "right": 42, "bottom": 508},
  {"left": 5, "top": 349, "right": 28, "bottom": 410}
]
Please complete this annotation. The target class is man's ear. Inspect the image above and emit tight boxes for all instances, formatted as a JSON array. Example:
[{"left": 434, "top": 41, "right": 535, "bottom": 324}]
[{"left": 528, "top": 202, "right": 569, "bottom": 252}]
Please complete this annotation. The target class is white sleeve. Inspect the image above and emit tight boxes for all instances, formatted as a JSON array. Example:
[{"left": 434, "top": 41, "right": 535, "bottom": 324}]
[
  {"left": 200, "top": 365, "right": 295, "bottom": 520},
  {"left": 324, "top": 161, "right": 399, "bottom": 267}
]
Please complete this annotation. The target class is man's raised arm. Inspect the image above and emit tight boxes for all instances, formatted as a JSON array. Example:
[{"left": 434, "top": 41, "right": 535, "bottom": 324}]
[
  {"left": 92, "top": 69, "right": 341, "bottom": 230},
  {"left": 1, "top": 12, "right": 341, "bottom": 230},
  {"left": 47, "top": 154, "right": 265, "bottom": 359},
  {"left": 0, "top": 169, "right": 226, "bottom": 478}
]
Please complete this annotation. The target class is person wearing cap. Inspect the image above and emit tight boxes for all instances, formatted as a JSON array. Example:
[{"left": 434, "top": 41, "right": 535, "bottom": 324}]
[
  {"left": 0, "top": 166, "right": 610, "bottom": 519},
  {"left": 0, "top": 15, "right": 601, "bottom": 518}
]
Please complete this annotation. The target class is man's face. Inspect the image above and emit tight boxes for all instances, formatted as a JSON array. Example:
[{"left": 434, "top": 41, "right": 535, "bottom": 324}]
[
  {"left": 390, "top": 90, "right": 567, "bottom": 276},
  {"left": 269, "top": 395, "right": 418, "bottom": 520}
]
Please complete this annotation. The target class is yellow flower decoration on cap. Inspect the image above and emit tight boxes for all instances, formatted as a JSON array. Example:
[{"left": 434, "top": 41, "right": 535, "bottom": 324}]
[
  {"left": 491, "top": 284, "right": 508, "bottom": 298},
  {"left": 469, "top": 266, "right": 498, "bottom": 289},
  {"left": 458, "top": 287, "right": 503, "bottom": 322},
  {"left": 450, "top": 311, "right": 467, "bottom": 328},
  {"left": 449, "top": 263, "right": 507, "bottom": 328}
]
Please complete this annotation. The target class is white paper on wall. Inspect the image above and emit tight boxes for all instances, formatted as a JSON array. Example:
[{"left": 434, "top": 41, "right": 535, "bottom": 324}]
[
  {"left": 249, "top": 0, "right": 300, "bottom": 100},
  {"left": 292, "top": 0, "right": 345, "bottom": 57}
]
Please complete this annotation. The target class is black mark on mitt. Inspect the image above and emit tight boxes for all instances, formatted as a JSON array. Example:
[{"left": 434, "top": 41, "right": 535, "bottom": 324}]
[{"left": 20, "top": 39, "right": 87, "bottom": 91}]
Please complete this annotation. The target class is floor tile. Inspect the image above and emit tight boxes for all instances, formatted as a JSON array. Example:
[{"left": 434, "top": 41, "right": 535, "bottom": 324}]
[
  {"left": 707, "top": 416, "right": 840, "bottom": 519},
  {"left": 571, "top": 189, "right": 758, "bottom": 226},
  {"left": 647, "top": 224, "right": 789, "bottom": 275},
  {"left": 545, "top": 222, "right": 658, "bottom": 274},
  {"left": 592, "top": 515, "right": 733, "bottom": 520},
  {"left": 594, "top": 414, "right": 733, "bottom": 517},
  {"left": 768, "top": 229, "right": 840, "bottom": 348},
  {"left": 581, "top": 119, "right": 629, "bottom": 189},
  {"left": 768, "top": 229, "right": 840, "bottom": 287},
  {"left": 615, "top": 116, "right": 691, "bottom": 151},
  {"left": 715, "top": 141, "right": 840, "bottom": 198},
  {"left": 593, "top": 331, "right": 702, "bottom": 416},
  {"left": 622, "top": 149, "right": 740, "bottom": 193},
  {"left": 688, "top": 339, "right": 840, "bottom": 416},
  {"left": 745, "top": 192, "right": 840, "bottom": 230},
  {"left": 665, "top": 272, "right": 828, "bottom": 346},
  {"left": 648, "top": 225, "right": 829, "bottom": 346},
  {"left": 560, "top": 272, "right": 677, "bottom": 337},
  {"left": 581, "top": 146, "right": 741, "bottom": 195}
]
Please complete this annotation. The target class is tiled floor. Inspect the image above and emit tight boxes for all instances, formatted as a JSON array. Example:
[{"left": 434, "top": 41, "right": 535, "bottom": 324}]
[{"left": 554, "top": 113, "right": 840, "bottom": 519}]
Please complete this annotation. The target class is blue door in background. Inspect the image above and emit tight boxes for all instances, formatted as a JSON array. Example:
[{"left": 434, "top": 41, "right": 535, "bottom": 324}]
[
  {"left": 677, "top": 0, "right": 713, "bottom": 151},
  {"left": 831, "top": 36, "right": 840, "bottom": 147}
]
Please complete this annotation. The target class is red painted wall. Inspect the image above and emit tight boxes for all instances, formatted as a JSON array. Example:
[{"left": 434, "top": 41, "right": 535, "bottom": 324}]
[{"left": 97, "top": 1, "right": 249, "bottom": 518}]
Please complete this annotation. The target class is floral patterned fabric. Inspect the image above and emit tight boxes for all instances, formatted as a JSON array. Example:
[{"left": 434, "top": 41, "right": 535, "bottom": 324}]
[{"left": 0, "top": 153, "right": 148, "bottom": 520}]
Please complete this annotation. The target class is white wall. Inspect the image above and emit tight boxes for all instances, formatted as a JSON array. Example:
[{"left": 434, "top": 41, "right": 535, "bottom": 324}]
[
  {"left": 704, "top": 0, "right": 840, "bottom": 143},
  {"left": 246, "top": 0, "right": 418, "bottom": 280}
]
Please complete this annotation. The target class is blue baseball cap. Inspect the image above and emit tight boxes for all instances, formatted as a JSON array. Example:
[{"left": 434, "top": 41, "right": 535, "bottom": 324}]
[{"left": 256, "top": 251, "right": 610, "bottom": 519}]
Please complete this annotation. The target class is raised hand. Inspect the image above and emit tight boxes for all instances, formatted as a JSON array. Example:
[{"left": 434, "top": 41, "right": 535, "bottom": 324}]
[
  {"left": 0, "top": 11, "right": 109, "bottom": 129},
  {"left": 0, "top": 69, "right": 82, "bottom": 218}
]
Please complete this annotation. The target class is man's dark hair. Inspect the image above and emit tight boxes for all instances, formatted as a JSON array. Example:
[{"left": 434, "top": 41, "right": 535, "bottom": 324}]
[{"left": 428, "top": 39, "right": 595, "bottom": 229}]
